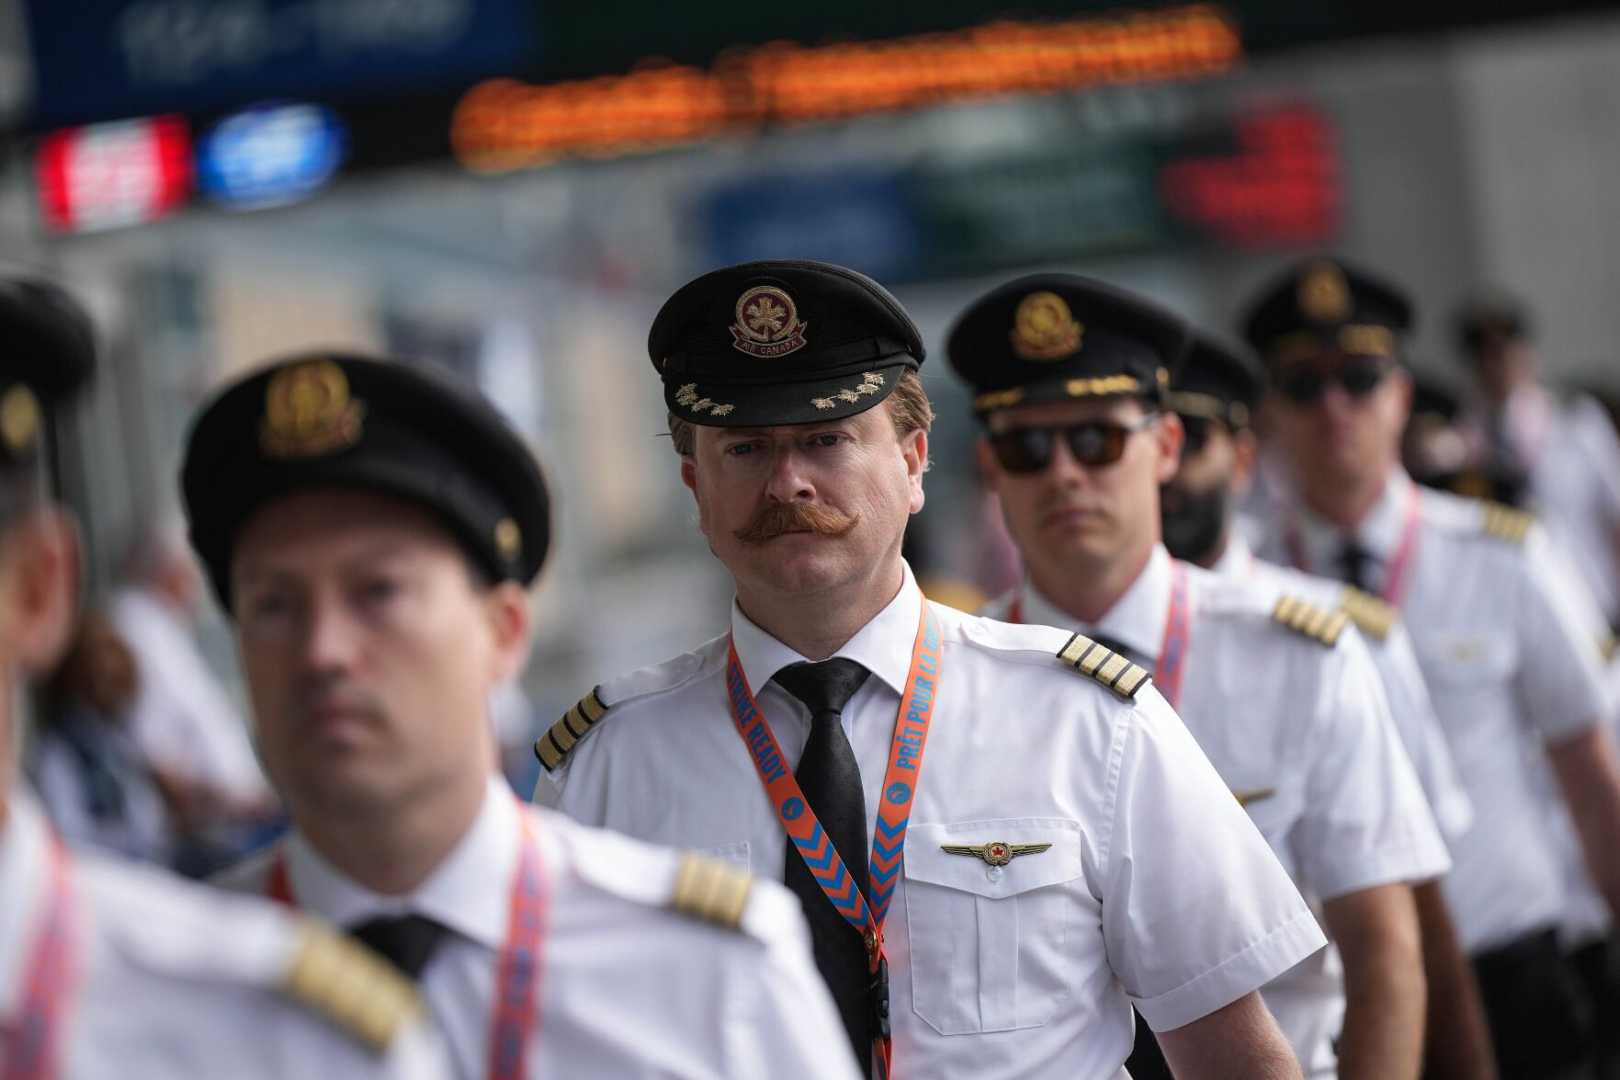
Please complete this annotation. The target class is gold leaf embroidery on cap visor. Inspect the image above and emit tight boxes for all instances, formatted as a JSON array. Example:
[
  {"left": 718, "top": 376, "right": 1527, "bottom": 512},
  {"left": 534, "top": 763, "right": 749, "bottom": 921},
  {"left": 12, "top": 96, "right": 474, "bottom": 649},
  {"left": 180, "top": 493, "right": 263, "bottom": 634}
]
[
  {"left": 674, "top": 382, "right": 736, "bottom": 417},
  {"left": 812, "top": 372, "right": 885, "bottom": 410}
]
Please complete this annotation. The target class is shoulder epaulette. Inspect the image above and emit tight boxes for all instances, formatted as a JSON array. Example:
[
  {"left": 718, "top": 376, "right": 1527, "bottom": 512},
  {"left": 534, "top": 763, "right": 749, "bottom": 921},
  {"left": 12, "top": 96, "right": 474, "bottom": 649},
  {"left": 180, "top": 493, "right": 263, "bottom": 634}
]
[
  {"left": 1602, "top": 634, "right": 1619, "bottom": 664},
  {"left": 1337, "top": 587, "right": 1395, "bottom": 642},
  {"left": 534, "top": 687, "right": 609, "bottom": 772},
  {"left": 1272, "top": 594, "right": 1348, "bottom": 647},
  {"left": 1481, "top": 501, "right": 1533, "bottom": 544},
  {"left": 670, "top": 853, "right": 753, "bottom": 931},
  {"left": 1056, "top": 632, "right": 1151, "bottom": 700},
  {"left": 282, "top": 925, "right": 421, "bottom": 1054}
]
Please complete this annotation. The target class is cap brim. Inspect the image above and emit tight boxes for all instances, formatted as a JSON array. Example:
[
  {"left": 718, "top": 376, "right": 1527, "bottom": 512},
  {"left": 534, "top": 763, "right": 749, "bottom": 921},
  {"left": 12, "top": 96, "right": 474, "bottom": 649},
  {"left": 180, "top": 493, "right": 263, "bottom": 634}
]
[{"left": 666, "top": 360, "right": 915, "bottom": 427}]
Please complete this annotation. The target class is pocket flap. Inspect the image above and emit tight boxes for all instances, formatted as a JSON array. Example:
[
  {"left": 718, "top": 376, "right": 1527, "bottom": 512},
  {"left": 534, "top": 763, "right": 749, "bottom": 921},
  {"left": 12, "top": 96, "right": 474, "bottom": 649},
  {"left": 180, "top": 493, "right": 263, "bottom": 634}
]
[{"left": 905, "top": 819, "right": 1083, "bottom": 899}]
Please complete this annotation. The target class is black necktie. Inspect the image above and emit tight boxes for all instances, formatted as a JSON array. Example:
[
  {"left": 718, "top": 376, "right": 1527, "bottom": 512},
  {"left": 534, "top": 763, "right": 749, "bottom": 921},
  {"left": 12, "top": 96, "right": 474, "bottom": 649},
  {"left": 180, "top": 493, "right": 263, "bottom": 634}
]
[
  {"left": 346, "top": 914, "right": 450, "bottom": 981},
  {"left": 1087, "top": 631, "right": 1152, "bottom": 673},
  {"left": 1337, "top": 537, "right": 1378, "bottom": 593},
  {"left": 774, "top": 658, "right": 874, "bottom": 1077}
]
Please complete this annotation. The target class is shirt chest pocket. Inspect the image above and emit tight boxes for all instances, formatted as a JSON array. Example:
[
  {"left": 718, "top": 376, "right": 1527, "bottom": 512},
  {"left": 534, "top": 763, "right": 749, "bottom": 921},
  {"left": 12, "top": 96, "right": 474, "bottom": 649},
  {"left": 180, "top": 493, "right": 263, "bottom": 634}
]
[
  {"left": 903, "top": 819, "right": 1085, "bottom": 1035},
  {"left": 1417, "top": 632, "right": 1517, "bottom": 692}
]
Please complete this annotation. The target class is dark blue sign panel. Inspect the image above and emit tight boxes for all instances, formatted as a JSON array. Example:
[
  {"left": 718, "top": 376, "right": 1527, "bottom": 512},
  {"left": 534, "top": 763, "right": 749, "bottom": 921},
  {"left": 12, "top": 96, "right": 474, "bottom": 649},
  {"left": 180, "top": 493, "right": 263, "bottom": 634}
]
[
  {"left": 701, "top": 171, "right": 922, "bottom": 284},
  {"left": 25, "top": 0, "right": 533, "bottom": 128}
]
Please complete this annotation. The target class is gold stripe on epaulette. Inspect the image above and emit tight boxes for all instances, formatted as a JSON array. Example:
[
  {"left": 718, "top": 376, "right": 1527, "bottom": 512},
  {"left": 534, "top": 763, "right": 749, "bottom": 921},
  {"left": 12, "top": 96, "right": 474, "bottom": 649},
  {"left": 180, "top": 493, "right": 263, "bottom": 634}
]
[
  {"left": 535, "top": 687, "right": 609, "bottom": 772},
  {"left": 283, "top": 925, "right": 421, "bottom": 1054},
  {"left": 671, "top": 854, "right": 753, "bottom": 931},
  {"left": 1480, "top": 501, "right": 1533, "bottom": 544},
  {"left": 1272, "top": 594, "right": 1348, "bottom": 647},
  {"left": 1602, "top": 634, "right": 1619, "bottom": 664},
  {"left": 1056, "top": 633, "right": 1150, "bottom": 700},
  {"left": 1338, "top": 587, "right": 1396, "bottom": 642}
]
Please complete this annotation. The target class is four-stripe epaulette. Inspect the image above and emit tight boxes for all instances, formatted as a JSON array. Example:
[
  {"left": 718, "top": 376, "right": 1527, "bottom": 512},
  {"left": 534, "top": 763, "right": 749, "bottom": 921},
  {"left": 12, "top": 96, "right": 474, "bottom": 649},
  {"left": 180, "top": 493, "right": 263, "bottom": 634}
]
[
  {"left": 534, "top": 687, "right": 609, "bottom": 772},
  {"left": 1337, "top": 587, "right": 1396, "bottom": 642},
  {"left": 670, "top": 854, "right": 753, "bottom": 931},
  {"left": 1056, "top": 633, "right": 1151, "bottom": 700},
  {"left": 282, "top": 924, "right": 422, "bottom": 1054},
  {"left": 1272, "top": 594, "right": 1348, "bottom": 647},
  {"left": 1481, "top": 501, "right": 1533, "bottom": 544}
]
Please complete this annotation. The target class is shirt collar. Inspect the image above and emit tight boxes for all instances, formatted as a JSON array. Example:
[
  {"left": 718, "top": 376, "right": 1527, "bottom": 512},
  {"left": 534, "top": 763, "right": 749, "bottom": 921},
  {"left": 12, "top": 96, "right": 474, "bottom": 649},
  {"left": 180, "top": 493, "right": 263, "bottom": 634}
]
[
  {"left": 1022, "top": 544, "right": 1171, "bottom": 661},
  {"left": 1291, "top": 468, "right": 1413, "bottom": 569},
  {"left": 1211, "top": 529, "right": 1255, "bottom": 578},
  {"left": 283, "top": 775, "right": 517, "bottom": 951},
  {"left": 0, "top": 791, "right": 50, "bottom": 1022},
  {"left": 730, "top": 560, "right": 923, "bottom": 700}
]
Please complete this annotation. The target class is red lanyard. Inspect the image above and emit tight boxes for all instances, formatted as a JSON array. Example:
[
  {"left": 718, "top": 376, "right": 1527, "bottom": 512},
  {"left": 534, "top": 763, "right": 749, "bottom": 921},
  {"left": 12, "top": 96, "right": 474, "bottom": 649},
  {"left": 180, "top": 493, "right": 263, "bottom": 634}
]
[
  {"left": 1155, "top": 562, "right": 1192, "bottom": 710},
  {"left": 268, "top": 800, "right": 546, "bottom": 1080},
  {"left": 1285, "top": 483, "right": 1422, "bottom": 607},
  {"left": 3, "top": 831, "right": 76, "bottom": 1080},
  {"left": 725, "top": 604, "right": 942, "bottom": 1080},
  {"left": 1006, "top": 560, "right": 1191, "bottom": 709}
]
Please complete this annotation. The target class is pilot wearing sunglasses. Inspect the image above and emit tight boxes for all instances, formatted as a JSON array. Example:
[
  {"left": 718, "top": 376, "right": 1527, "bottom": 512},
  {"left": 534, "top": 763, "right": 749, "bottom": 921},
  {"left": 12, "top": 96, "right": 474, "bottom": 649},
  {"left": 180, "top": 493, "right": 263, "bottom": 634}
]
[
  {"left": 1167, "top": 330, "right": 1497, "bottom": 1079},
  {"left": 951, "top": 273, "right": 1450, "bottom": 1080},
  {"left": 1243, "top": 257, "right": 1620, "bottom": 1079}
]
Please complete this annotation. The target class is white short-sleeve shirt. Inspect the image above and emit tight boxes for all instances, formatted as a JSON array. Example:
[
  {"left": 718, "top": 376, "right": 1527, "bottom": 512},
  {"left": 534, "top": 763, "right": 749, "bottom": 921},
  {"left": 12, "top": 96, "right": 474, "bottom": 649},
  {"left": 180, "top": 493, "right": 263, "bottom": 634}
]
[
  {"left": 536, "top": 563, "right": 1325, "bottom": 1080},
  {"left": 993, "top": 547, "right": 1449, "bottom": 1074},
  {"left": 1214, "top": 531, "right": 1474, "bottom": 844},
  {"left": 1253, "top": 469, "right": 1614, "bottom": 952},
  {"left": 220, "top": 777, "right": 857, "bottom": 1080},
  {"left": 0, "top": 792, "right": 445, "bottom": 1079}
]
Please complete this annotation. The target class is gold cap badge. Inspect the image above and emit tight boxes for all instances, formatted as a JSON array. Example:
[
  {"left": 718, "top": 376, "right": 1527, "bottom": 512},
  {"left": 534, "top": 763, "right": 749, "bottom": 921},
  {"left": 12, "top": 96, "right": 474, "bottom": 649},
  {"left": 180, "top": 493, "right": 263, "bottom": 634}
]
[
  {"left": 1010, "top": 292, "right": 1083, "bottom": 361},
  {"left": 260, "top": 360, "right": 366, "bottom": 460},
  {"left": 730, "top": 285, "right": 809, "bottom": 359},
  {"left": 1298, "top": 263, "right": 1351, "bottom": 323},
  {"left": 494, "top": 518, "right": 522, "bottom": 561},
  {"left": 0, "top": 385, "right": 41, "bottom": 456}
]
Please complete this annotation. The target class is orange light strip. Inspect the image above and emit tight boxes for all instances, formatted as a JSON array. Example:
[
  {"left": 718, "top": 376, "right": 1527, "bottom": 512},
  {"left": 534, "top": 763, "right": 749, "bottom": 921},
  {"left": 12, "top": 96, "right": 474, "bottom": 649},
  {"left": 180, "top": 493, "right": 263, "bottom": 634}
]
[{"left": 452, "top": 4, "right": 1242, "bottom": 172}]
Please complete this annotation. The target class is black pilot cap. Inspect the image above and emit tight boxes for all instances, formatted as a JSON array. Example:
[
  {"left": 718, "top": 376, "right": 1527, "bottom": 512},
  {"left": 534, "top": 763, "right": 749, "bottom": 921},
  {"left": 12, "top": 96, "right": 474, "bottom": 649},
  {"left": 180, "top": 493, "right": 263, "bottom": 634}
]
[
  {"left": 0, "top": 276, "right": 95, "bottom": 470},
  {"left": 945, "top": 272, "right": 1188, "bottom": 418},
  {"left": 648, "top": 259, "right": 924, "bottom": 428},
  {"left": 181, "top": 351, "right": 549, "bottom": 611}
]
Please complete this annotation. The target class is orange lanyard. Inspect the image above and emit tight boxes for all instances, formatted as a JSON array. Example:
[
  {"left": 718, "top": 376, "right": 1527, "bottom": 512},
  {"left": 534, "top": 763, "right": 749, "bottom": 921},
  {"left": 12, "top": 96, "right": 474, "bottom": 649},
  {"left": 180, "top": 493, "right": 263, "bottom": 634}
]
[
  {"left": 725, "top": 604, "right": 942, "bottom": 1079},
  {"left": 268, "top": 801, "right": 546, "bottom": 1080}
]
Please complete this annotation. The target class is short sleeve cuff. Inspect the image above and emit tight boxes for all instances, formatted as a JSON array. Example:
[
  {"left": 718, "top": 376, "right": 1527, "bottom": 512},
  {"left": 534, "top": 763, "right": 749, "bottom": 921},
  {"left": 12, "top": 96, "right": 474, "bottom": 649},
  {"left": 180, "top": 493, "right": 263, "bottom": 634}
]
[
  {"left": 1307, "top": 831, "right": 1454, "bottom": 901},
  {"left": 1134, "top": 907, "right": 1327, "bottom": 1032}
]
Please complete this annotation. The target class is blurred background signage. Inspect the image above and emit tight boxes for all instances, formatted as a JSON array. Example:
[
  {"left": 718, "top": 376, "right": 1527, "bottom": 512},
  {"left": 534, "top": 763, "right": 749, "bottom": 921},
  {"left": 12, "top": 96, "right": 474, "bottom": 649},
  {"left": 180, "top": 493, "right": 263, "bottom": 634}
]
[
  {"left": 35, "top": 115, "right": 192, "bottom": 232},
  {"left": 699, "top": 104, "right": 1339, "bottom": 282},
  {"left": 21, "top": 0, "right": 534, "bottom": 128}
]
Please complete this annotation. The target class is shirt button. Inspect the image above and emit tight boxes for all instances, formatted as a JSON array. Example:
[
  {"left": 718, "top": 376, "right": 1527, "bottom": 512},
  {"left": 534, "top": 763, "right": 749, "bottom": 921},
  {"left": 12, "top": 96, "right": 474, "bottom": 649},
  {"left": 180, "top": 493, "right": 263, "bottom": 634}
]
[{"left": 987, "top": 867, "right": 1004, "bottom": 883}]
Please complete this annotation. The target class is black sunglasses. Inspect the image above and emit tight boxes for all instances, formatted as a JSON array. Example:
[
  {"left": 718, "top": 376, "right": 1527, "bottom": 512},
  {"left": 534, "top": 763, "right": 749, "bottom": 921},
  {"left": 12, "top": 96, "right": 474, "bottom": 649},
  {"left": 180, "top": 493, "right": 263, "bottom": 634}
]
[
  {"left": 989, "top": 415, "right": 1157, "bottom": 474},
  {"left": 1274, "top": 356, "right": 1394, "bottom": 406}
]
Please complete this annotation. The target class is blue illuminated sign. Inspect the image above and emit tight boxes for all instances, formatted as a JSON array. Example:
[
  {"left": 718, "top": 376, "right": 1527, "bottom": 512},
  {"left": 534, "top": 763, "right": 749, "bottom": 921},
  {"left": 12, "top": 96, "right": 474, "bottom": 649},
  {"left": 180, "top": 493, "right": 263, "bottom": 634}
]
[{"left": 197, "top": 102, "right": 347, "bottom": 208}]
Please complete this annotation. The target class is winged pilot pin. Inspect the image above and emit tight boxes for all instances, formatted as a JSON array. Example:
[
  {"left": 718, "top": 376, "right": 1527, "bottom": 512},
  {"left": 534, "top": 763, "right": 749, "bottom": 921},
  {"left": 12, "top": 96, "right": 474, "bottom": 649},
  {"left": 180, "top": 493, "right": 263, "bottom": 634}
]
[{"left": 940, "top": 840, "right": 1052, "bottom": 867}]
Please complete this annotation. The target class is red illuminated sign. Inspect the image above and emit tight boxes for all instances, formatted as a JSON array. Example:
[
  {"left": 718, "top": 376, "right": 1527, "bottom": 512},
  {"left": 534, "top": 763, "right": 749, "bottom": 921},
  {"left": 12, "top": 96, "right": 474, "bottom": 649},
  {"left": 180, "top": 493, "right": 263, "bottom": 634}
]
[
  {"left": 36, "top": 116, "right": 193, "bottom": 233},
  {"left": 1159, "top": 105, "right": 1339, "bottom": 247}
]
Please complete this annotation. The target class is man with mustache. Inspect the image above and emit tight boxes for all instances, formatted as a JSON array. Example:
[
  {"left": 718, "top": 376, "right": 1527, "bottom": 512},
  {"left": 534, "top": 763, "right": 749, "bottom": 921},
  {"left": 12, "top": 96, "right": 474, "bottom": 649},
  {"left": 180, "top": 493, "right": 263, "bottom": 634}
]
[
  {"left": 0, "top": 280, "right": 445, "bottom": 1077},
  {"left": 537, "top": 259, "right": 1327, "bottom": 1080},
  {"left": 1241, "top": 257, "right": 1620, "bottom": 1079},
  {"left": 188, "top": 351, "right": 856, "bottom": 1079},
  {"left": 950, "top": 273, "right": 1451, "bottom": 1080},
  {"left": 1162, "top": 329, "right": 1499, "bottom": 1078}
]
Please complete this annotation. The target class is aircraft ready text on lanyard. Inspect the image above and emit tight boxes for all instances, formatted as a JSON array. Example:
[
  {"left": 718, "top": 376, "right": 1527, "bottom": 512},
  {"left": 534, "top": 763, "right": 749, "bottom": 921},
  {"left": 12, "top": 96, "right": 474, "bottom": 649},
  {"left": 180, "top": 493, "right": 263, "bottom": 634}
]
[
  {"left": 1285, "top": 483, "right": 1423, "bottom": 608},
  {"left": 267, "top": 799, "right": 545, "bottom": 1080},
  {"left": 724, "top": 604, "right": 943, "bottom": 1080},
  {"left": 1007, "top": 561, "right": 1192, "bottom": 709},
  {"left": 3, "top": 834, "right": 75, "bottom": 1080}
]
